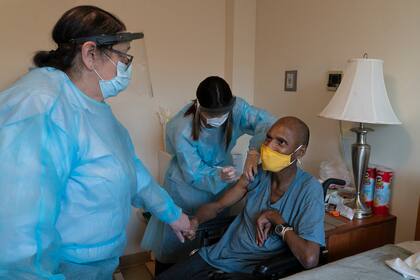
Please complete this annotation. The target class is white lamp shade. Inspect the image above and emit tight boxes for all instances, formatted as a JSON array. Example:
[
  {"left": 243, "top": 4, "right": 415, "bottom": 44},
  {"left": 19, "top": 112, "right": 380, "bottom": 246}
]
[{"left": 319, "top": 58, "right": 401, "bottom": 125}]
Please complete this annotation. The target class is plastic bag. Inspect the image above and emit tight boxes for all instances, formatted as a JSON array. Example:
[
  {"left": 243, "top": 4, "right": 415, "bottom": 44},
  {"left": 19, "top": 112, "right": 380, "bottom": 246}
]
[{"left": 319, "top": 159, "right": 352, "bottom": 187}]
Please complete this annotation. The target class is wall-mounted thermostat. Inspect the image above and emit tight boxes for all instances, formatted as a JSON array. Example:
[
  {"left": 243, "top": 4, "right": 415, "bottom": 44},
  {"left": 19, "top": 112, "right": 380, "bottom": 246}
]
[{"left": 327, "top": 71, "right": 343, "bottom": 91}]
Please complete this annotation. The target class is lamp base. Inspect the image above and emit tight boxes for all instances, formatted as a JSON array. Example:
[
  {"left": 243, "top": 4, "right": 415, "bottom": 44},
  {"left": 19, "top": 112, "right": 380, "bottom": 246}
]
[
  {"left": 347, "top": 195, "right": 372, "bottom": 219},
  {"left": 349, "top": 123, "right": 374, "bottom": 220}
]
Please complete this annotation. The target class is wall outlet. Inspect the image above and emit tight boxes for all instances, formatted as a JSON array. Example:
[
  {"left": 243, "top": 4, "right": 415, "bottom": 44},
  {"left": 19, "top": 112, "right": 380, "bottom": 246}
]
[{"left": 327, "top": 71, "right": 343, "bottom": 91}]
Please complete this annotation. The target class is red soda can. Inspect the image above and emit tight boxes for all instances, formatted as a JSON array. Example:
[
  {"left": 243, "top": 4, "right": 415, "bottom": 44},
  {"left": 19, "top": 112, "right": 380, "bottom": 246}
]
[
  {"left": 373, "top": 167, "right": 393, "bottom": 216},
  {"left": 361, "top": 167, "right": 376, "bottom": 208}
]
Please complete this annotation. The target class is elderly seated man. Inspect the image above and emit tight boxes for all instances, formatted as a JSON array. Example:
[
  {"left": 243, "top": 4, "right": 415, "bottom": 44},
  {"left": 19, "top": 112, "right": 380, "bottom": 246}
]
[{"left": 157, "top": 116, "right": 325, "bottom": 280}]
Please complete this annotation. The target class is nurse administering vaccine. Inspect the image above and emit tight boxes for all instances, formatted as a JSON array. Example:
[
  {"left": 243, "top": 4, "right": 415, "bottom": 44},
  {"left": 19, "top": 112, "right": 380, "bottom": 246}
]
[{"left": 142, "top": 76, "right": 276, "bottom": 275}]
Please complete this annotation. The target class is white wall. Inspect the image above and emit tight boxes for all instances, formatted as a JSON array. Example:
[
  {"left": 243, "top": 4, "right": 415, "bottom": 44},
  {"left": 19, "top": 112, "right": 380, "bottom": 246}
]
[
  {"left": 225, "top": 0, "right": 258, "bottom": 155},
  {"left": 254, "top": 0, "right": 420, "bottom": 242}
]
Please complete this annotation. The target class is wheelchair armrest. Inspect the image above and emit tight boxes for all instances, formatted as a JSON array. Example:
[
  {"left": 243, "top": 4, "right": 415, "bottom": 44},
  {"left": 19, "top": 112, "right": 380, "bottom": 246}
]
[
  {"left": 322, "top": 178, "right": 346, "bottom": 200},
  {"left": 253, "top": 247, "right": 302, "bottom": 279},
  {"left": 197, "top": 216, "right": 236, "bottom": 232},
  {"left": 196, "top": 215, "right": 237, "bottom": 247}
]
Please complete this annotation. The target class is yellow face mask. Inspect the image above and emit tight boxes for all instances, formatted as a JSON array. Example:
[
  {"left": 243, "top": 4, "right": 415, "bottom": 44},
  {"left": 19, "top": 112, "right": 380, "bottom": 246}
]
[{"left": 260, "top": 144, "right": 303, "bottom": 172}]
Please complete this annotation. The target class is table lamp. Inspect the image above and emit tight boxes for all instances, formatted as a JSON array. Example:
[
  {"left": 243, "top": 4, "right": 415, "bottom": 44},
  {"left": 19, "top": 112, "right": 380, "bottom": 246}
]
[{"left": 319, "top": 55, "right": 401, "bottom": 219}]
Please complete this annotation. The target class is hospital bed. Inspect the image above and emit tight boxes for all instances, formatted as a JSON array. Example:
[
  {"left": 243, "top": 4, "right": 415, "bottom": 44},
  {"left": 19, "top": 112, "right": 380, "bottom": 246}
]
[
  {"left": 279, "top": 197, "right": 420, "bottom": 279},
  {"left": 282, "top": 242, "right": 419, "bottom": 280}
]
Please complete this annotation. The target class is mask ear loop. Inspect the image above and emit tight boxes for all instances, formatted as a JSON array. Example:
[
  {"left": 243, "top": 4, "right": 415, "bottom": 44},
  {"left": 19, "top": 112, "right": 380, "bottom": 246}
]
[
  {"left": 91, "top": 46, "right": 104, "bottom": 81},
  {"left": 92, "top": 47, "right": 113, "bottom": 81},
  {"left": 291, "top": 144, "right": 304, "bottom": 167},
  {"left": 297, "top": 158, "right": 303, "bottom": 168},
  {"left": 93, "top": 68, "right": 104, "bottom": 80}
]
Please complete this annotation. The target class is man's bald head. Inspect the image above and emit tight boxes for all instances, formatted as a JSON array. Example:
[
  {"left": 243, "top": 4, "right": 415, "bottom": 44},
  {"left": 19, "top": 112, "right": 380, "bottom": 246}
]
[{"left": 273, "top": 116, "right": 310, "bottom": 148}]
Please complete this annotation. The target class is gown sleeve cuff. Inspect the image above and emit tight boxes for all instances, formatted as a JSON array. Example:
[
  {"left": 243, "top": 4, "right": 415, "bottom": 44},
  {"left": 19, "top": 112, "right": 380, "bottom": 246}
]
[{"left": 155, "top": 203, "right": 182, "bottom": 224}]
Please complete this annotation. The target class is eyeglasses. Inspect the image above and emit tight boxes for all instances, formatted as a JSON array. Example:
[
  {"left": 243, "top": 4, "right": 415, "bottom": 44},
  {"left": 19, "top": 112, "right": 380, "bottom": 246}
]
[{"left": 107, "top": 48, "right": 134, "bottom": 70}]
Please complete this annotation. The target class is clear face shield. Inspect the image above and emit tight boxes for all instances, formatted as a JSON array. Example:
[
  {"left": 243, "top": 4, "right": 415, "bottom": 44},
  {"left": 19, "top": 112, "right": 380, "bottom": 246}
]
[{"left": 70, "top": 32, "right": 154, "bottom": 97}]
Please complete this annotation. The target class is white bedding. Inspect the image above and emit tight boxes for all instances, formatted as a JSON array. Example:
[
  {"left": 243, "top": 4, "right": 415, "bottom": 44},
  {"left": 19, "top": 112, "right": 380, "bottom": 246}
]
[{"left": 282, "top": 243, "right": 418, "bottom": 280}]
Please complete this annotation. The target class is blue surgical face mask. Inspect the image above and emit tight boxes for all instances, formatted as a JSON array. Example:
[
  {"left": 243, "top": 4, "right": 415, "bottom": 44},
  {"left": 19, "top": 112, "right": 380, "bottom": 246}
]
[
  {"left": 94, "top": 56, "right": 132, "bottom": 99},
  {"left": 206, "top": 113, "right": 229, "bottom": 127}
]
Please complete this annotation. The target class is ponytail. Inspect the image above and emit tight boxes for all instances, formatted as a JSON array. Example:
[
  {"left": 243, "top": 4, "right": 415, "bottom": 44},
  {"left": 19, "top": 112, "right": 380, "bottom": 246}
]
[{"left": 33, "top": 44, "right": 78, "bottom": 71}]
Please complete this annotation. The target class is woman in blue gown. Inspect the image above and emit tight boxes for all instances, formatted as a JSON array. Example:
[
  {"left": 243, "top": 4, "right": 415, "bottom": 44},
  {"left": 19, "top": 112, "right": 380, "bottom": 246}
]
[
  {"left": 0, "top": 6, "right": 190, "bottom": 279},
  {"left": 142, "top": 76, "right": 276, "bottom": 275}
]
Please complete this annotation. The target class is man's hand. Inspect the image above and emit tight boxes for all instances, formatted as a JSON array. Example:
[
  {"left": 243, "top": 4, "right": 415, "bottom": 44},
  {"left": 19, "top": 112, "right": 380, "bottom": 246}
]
[
  {"left": 255, "top": 209, "right": 285, "bottom": 246},
  {"left": 184, "top": 217, "right": 199, "bottom": 241},
  {"left": 169, "top": 213, "right": 191, "bottom": 243},
  {"left": 256, "top": 214, "right": 271, "bottom": 247},
  {"left": 243, "top": 150, "right": 259, "bottom": 181}
]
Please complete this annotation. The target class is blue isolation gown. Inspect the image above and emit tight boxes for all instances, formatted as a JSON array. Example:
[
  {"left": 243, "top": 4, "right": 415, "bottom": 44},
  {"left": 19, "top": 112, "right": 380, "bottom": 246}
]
[
  {"left": 141, "top": 97, "right": 276, "bottom": 263},
  {"left": 0, "top": 67, "right": 181, "bottom": 279}
]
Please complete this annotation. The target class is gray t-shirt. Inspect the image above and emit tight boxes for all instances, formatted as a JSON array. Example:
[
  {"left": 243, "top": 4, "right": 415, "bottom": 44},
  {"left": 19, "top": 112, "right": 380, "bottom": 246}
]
[{"left": 199, "top": 167, "right": 325, "bottom": 273}]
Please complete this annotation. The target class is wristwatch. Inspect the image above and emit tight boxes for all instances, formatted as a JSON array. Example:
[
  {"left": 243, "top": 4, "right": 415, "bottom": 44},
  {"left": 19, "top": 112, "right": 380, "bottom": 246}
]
[{"left": 274, "top": 223, "right": 293, "bottom": 240}]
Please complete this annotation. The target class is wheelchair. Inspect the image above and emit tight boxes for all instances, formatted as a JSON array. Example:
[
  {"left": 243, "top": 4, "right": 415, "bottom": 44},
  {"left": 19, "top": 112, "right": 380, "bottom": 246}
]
[{"left": 193, "top": 178, "right": 346, "bottom": 280}]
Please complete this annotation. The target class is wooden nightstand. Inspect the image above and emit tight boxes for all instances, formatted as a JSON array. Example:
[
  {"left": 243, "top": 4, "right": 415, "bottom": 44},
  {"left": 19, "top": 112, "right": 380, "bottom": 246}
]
[{"left": 324, "top": 214, "right": 396, "bottom": 262}]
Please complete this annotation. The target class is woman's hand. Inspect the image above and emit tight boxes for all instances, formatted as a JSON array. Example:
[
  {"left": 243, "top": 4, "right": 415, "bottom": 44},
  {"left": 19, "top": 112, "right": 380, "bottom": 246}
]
[
  {"left": 243, "top": 150, "right": 259, "bottom": 181},
  {"left": 169, "top": 213, "right": 191, "bottom": 243},
  {"left": 220, "top": 166, "right": 237, "bottom": 182},
  {"left": 183, "top": 217, "right": 199, "bottom": 241}
]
